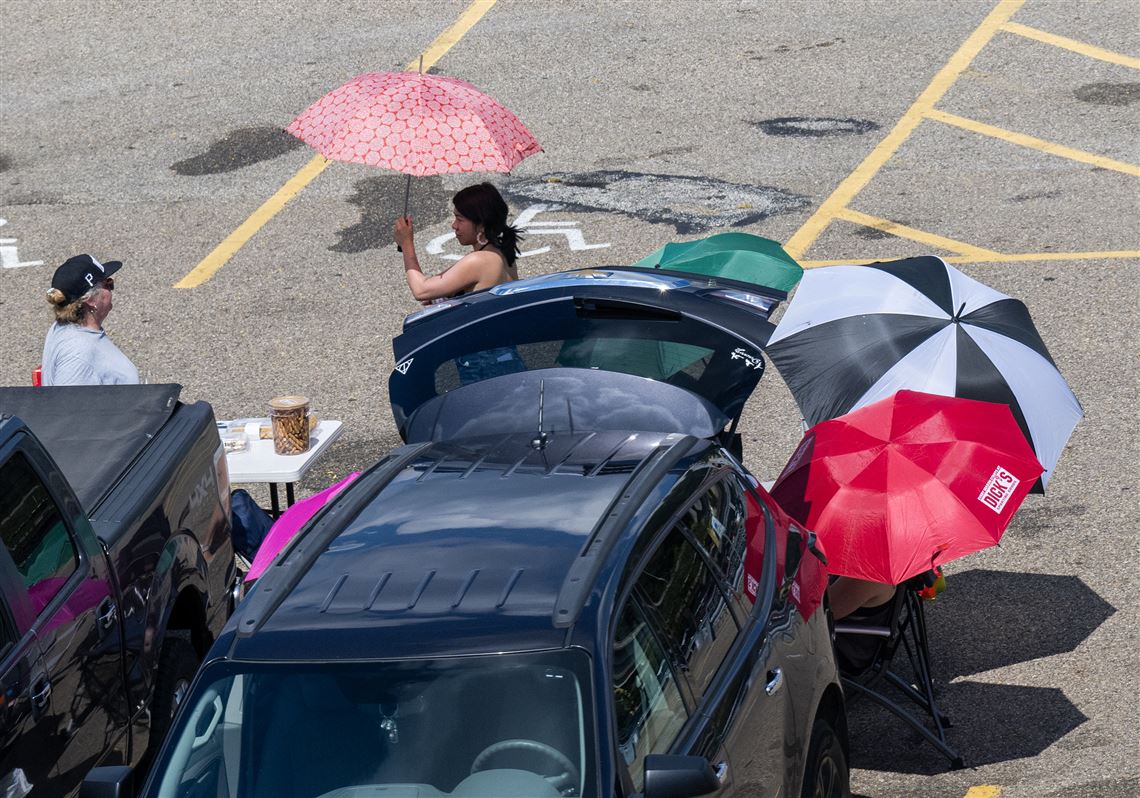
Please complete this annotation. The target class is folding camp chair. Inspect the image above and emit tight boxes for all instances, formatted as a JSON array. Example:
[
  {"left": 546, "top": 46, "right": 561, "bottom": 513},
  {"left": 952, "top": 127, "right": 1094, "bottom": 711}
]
[{"left": 833, "top": 574, "right": 964, "bottom": 769}]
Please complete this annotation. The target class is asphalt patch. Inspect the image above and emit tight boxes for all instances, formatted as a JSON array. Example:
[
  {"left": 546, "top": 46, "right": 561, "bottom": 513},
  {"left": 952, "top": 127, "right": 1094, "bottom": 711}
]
[
  {"left": 853, "top": 225, "right": 900, "bottom": 240},
  {"left": 0, "top": 153, "right": 11, "bottom": 173},
  {"left": 1006, "top": 501, "right": 1086, "bottom": 537},
  {"left": 171, "top": 126, "right": 306, "bottom": 176},
  {"left": 2, "top": 191, "right": 61, "bottom": 206},
  {"left": 1011, "top": 189, "right": 1063, "bottom": 202},
  {"left": 329, "top": 174, "right": 450, "bottom": 253},
  {"left": 1073, "top": 81, "right": 1140, "bottom": 106},
  {"left": 1046, "top": 776, "right": 1140, "bottom": 798},
  {"left": 504, "top": 170, "right": 808, "bottom": 234},
  {"left": 751, "top": 116, "right": 880, "bottom": 137}
]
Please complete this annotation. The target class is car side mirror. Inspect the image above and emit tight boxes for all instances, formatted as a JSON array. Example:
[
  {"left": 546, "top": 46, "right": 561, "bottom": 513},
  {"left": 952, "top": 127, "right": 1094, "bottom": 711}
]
[
  {"left": 642, "top": 754, "right": 720, "bottom": 798},
  {"left": 784, "top": 526, "right": 805, "bottom": 588},
  {"left": 79, "top": 765, "right": 135, "bottom": 798}
]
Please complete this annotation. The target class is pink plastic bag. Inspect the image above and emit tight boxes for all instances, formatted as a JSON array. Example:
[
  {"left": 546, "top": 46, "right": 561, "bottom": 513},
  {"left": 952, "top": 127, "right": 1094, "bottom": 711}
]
[{"left": 245, "top": 472, "right": 360, "bottom": 582}]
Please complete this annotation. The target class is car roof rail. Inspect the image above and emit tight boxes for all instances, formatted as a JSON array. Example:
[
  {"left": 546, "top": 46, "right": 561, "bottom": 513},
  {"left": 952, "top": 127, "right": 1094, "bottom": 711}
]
[
  {"left": 230, "top": 441, "right": 433, "bottom": 643},
  {"left": 552, "top": 433, "right": 697, "bottom": 628}
]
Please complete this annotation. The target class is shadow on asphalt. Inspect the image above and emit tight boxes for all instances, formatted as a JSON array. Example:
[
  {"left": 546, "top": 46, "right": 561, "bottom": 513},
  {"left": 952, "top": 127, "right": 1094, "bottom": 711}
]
[
  {"left": 931, "top": 568, "right": 1116, "bottom": 679},
  {"left": 846, "top": 568, "right": 1112, "bottom": 774},
  {"left": 848, "top": 682, "right": 1087, "bottom": 774}
]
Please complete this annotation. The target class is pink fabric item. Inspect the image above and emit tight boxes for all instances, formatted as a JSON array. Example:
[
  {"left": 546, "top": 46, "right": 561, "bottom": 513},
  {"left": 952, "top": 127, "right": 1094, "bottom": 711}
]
[
  {"left": 245, "top": 472, "right": 361, "bottom": 582},
  {"left": 285, "top": 72, "right": 542, "bottom": 176}
]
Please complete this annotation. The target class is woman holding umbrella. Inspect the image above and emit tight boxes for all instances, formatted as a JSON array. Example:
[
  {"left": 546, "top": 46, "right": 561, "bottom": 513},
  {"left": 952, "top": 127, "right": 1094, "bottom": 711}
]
[
  {"left": 393, "top": 182, "right": 526, "bottom": 385},
  {"left": 393, "top": 182, "right": 521, "bottom": 304}
]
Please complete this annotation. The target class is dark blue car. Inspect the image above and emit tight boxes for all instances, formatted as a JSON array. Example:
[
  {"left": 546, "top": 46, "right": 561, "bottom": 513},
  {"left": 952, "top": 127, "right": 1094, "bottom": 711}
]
[{"left": 90, "top": 268, "right": 847, "bottom": 798}]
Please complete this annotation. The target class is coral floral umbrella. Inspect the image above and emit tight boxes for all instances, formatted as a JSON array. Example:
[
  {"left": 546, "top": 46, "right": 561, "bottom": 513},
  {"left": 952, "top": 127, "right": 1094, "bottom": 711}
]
[
  {"left": 769, "top": 390, "right": 1043, "bottom": 585},
  {"left": 285, "top": 70, "right": 542, "bottom": 213}
]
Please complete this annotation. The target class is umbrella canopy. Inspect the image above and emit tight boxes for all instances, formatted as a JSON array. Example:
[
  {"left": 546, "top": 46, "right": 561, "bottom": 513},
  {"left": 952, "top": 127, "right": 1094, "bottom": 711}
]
[
  {"left": 285, "top": 71, "right": 542, "bottom": 176},
  {"left": 764, "top": 255, "right": 1081, "bottom": 489},
  {"left": 769, "top": 390, "right": 1044, "bottom": 584},
  {"left": 632, "top": 232, "right": 803, "bottom": 292}
]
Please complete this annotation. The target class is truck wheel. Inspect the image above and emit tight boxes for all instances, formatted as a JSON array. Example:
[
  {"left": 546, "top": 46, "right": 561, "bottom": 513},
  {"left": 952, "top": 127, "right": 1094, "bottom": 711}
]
[
  {"left": 147, "top": 632, "right": 200, "bottom": 759},
  {"left": 800, "top": 717, "right": 849, "bottom": 798}
]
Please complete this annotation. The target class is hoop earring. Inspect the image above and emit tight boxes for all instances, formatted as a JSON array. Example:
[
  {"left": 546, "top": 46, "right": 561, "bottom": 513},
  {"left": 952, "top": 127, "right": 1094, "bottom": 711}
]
[{"left": 476, "top": 231, "right": 488, "bottom": 247}]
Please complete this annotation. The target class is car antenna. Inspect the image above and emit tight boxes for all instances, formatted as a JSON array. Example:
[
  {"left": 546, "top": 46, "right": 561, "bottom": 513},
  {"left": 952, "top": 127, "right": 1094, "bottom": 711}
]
[{"left": 532, "top": 378, "right": 549, "bottom": 450}]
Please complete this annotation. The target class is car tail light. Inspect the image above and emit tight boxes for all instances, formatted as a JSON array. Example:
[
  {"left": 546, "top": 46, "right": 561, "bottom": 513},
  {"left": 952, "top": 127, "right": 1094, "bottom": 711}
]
[
  {"left": 707, "top": 288, "right": 777, "bottom": 315},
  {"left": 404, "top": 298, "right": 464, "bottom": 327},
  {"left": 213, "top": 442, "right": 231, "bottom": 514}
]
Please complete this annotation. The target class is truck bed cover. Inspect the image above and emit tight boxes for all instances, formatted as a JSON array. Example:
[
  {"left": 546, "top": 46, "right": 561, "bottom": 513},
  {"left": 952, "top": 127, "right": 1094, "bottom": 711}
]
[{"left": 0, "top": 384, "right": 182, "bottom": 511}]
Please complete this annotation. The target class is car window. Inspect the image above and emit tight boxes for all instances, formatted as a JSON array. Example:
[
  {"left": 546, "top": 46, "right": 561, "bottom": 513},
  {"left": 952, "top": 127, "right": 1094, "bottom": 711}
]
[
  {"left": 741, "top": 482, "right": 774, "bottom": 608},
  {"left": 0, "top": 596, "right": 15, "bottom": 656},
  {"left": 683, "top": 477, "right": 757, "bottom": 614},
  {"left": 433, "top": 338, "right": 715, "bottom": 394},
  {"left": 0, "top": 453, "right": 79, "bottom": 621},
  {"left": 634, "top": 523, "right": 738, "bottom": 699},
  {"left": 152, "top": 651, "right": 597, "bottom": 798},
  {"left": 613, "top": 601, "right": 688, "bottom": 792}
]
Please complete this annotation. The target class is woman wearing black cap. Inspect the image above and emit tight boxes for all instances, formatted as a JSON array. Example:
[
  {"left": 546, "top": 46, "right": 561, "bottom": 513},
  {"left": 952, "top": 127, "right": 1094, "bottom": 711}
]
[
  {"left": 42, "top": 254, "right": 139, "bottom": 386},
  {"left": 392, "top": 182, "right": 521, "bottom": 303}
]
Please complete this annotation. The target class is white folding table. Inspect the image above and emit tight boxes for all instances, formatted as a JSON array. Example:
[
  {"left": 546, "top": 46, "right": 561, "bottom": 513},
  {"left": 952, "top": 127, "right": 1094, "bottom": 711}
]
[{"left": 224, "top": 420, "right": 344, "bottom": 516}]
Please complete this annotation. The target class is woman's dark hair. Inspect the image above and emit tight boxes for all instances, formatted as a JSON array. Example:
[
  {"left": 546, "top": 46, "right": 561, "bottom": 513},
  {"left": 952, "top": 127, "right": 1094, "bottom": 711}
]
[{"left": 452, "top": 182, "right": 522, "bottom": 268}]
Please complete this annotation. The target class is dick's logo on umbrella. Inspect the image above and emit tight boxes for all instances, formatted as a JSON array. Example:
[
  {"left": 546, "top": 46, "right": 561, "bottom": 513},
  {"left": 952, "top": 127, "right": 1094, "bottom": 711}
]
[{"left": 979, "top": 466, "right": 1020, "bottom": 513}]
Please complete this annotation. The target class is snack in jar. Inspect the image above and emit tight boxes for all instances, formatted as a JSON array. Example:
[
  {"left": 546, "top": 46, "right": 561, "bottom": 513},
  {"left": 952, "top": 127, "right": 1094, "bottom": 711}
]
[{"left": 269, "top": 395, "right": 311, "bottom": 455}]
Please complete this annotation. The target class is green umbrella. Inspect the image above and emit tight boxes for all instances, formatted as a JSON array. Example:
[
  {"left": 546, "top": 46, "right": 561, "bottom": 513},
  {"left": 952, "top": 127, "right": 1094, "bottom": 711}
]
[{"left": 632, "top": 231, "right": 803, "bottom": 292}]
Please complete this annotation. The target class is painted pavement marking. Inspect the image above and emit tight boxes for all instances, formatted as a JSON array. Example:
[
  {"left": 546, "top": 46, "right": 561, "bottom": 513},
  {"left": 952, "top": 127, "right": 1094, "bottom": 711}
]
[
  {"left": 0, "top": 218, "right": 43, "bottom": 269},
  {"left": 784, "top": 0, "right": 1027, "bottom": 260},
  {"left": 425, "top": 203, "right": 610, "bottom": 261},
  {"left": 964, "top": 787, "right": 1002, "bottom": 798},
  {"left": 785, "top": 0, "right": 1139, "bottom": 267},
  {"left": 927, "top": 109, "right": 1140, "bottom": 177},
  {"left": 835, "top": 208, "right": 1002, "bottom": 258},
  {"left": 1001, "top": 21, "right": 1140, "bottom": 70}
]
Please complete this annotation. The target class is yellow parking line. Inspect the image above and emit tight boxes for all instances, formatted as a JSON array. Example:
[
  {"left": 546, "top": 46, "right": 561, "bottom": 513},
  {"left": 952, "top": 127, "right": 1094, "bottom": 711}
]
[
  {"left": 928, "top": 109, "right": 1140, "bottom": 177},
  {"left": 800, "top": 249, "right": 1140, "bottom": 268},
  {"left": 836, "top": 208, "right": 1002, "bottom": 258},
  {"left": 417, "top": 0, "right": 497, "bottom": 71},
  {"left": 964, "top": 787, "right": 1001, "bottom": 798},
  {"left": 174, "top": 155, "right": 330, "bottom": 288},
  {"left": 174, "top": 0, "right": 498, "bottom": 289},
  {"left": 784, "top": 0, "right": 1026, "bottom": 260},
  {"left": 1002, "top": 21, "right": 1140, "bottom": 70}
]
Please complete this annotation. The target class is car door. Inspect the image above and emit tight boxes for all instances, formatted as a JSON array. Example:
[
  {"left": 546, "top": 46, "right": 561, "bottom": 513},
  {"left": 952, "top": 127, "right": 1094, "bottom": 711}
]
[
  {"left": 0, "top": 444, "right": 128, "bottom": 796},
  {"left": 0, "top": 545, "right": 49, "bottom": 798},
  {"left": 685, "top": 474, "right": 797, "bottom": 797},
  {"left": 388, "top": 268, "right": 781, "bottom": 442},
  {"left": 611, "top": 486, "right": 762, "bottom": 796}
]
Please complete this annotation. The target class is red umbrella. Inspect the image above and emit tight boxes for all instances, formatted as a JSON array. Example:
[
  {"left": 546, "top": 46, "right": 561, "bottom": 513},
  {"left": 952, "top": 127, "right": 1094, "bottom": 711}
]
[
  {"left": 285, "top": 70, "right": 542, "bottom": 212},
  {"left": 769, "top": 390, "right": 1043, "bottom": 584}
]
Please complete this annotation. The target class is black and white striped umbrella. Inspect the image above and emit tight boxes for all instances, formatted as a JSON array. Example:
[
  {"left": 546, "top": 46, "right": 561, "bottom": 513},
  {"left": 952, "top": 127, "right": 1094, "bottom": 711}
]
[{"left": 764, "top": 256, "right": 1082, "bottom": 489}]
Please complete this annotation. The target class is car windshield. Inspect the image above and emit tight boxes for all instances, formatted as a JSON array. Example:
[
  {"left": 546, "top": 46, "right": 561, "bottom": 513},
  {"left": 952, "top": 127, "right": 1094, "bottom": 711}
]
[{"left": 147, "top": 650, "right": 597, "bottom": 798}]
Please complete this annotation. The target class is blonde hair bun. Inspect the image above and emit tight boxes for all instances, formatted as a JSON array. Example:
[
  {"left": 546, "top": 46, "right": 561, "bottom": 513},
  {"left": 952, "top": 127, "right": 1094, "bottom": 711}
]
[{"left": 47, "top": 288, "right": 68, "bottom": 305}]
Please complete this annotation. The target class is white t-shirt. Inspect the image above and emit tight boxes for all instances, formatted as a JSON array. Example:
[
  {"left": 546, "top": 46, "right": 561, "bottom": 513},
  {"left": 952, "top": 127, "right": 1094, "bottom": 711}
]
[{"left": 41, "top": 322, "right": 139, "bottom": 386}]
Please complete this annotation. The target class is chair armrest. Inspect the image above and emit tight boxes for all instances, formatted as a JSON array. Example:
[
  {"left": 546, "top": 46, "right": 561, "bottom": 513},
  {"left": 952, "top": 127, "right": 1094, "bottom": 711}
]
[{"left": 834, "top": 624, "right": 891, "bottom": 638}]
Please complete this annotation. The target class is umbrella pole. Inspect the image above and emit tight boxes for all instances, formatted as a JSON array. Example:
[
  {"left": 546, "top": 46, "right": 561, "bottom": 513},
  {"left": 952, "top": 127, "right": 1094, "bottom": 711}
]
[{"left": 396, "top": 174, "right": 412, "bottom": 252}]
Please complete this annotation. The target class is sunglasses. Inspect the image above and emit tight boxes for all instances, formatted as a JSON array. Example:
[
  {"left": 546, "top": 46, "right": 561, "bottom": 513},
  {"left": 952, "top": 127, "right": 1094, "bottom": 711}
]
[{"left": 101, "top": 278, "right": 114, "bottom": 291}]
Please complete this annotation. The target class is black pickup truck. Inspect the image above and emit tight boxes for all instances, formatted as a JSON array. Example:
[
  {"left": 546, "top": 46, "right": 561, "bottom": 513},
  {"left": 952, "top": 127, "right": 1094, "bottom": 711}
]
[{"left": 0, "top": 385, "right": 236, "bottom": 797}]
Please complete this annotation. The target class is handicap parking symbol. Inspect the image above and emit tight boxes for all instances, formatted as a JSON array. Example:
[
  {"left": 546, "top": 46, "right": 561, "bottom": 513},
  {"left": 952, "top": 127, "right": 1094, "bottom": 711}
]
[{"left": 424, "top": 203, "right": 611, "bottom": 261}]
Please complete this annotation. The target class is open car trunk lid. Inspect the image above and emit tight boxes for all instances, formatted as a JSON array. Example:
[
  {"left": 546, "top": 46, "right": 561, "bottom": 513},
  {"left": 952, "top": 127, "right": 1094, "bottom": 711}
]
[{"left": 389, "top": 268, "right": 781, "bottom": 442}]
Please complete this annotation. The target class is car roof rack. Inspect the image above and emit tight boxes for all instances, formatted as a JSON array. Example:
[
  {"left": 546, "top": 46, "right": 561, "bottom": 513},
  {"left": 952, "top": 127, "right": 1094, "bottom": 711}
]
[
  {"left": 230, "top": 442, "right": 433, "bottom": 644},
  {"left": 552, "top": 433, "right": 697, "bottom": 628}
]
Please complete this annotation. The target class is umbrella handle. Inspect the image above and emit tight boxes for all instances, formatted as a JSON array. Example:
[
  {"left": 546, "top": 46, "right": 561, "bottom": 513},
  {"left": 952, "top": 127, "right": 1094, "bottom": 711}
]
[{"left": 397, "top": 174, "right": 412, "bottom": 251}]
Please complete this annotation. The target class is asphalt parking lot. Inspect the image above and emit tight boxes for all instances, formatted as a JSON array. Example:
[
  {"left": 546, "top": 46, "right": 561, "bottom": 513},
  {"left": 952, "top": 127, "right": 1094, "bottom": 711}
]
[{"left": 1, "top": 2, "right": 1137, "bottom": 796}]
